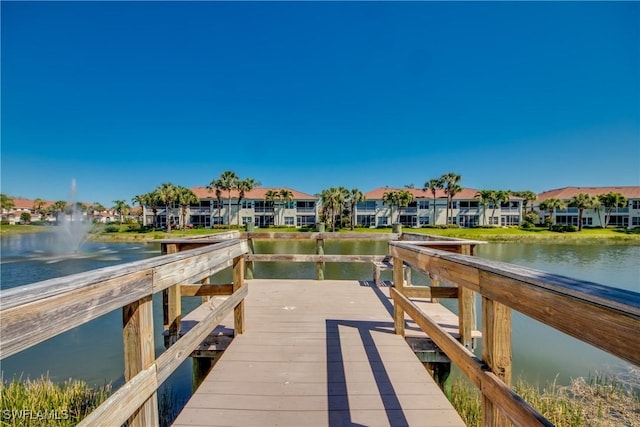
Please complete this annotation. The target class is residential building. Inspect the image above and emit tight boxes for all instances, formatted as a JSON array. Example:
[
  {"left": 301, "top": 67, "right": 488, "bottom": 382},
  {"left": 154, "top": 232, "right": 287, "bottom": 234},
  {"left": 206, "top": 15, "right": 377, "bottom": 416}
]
[
  {"left": 534, "top": 186, "right": 640, "bottom": 228},
  {"left": 359, "top": 188, "right": 524, "bottom": 228},
  {"left": 144, "top": 187, "right": 319, "bottom": 229}
]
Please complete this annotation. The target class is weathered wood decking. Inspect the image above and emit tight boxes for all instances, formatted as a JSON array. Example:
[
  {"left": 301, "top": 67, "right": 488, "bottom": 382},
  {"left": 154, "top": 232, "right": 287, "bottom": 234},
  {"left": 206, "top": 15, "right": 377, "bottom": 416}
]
[{"left": 172, "top": 279, "right": 466, "bottom": 427}]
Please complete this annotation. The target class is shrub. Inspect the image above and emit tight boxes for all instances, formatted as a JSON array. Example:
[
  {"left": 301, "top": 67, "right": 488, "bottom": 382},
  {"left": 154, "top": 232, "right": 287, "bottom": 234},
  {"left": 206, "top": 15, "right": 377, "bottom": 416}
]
[{"left": 104, "top": 225, "right": 119, "bottom": 233}]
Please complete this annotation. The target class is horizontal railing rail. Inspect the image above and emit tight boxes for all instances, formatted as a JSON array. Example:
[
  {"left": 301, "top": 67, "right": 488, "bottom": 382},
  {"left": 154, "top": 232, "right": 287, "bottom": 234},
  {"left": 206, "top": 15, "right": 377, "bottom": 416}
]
[
  {"left": 388, "top": 240, "right": 640, "bottom": 426},
  {"left": 0, "top": 238, "right": 249, "bottom": 427}
]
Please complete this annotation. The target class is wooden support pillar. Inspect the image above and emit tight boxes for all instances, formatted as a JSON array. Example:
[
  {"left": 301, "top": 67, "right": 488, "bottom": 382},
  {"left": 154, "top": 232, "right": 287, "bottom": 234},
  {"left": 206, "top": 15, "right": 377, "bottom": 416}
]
[
  {"left": 246, "top": 235, "right": 255, "bottom": 280},
  {"left": 458, "top": 244, "right": 477, "bottom": 350},
  {"left": 162, "top": 243, "right": 181, "bottom": 345},
  {"left": 393, "top": 257, "right": 405, "bottom": 336},
  {"left": 123, "top": 296, "right": 159, "bottom": 427},
  {"left": 200, "top": 276, "right": 211, "bottom": 304},
  {"left": 429, "top": 273, "right": 441, "bottom": 303},
  {"left": 316, "top": 236, "right": 325, "bottom": 280},
  {"left": 482, "top": 295, "right": 512, "bottom": 427},
  {"left": 233, "top": 255, "right": 245, "bottom": 336}
]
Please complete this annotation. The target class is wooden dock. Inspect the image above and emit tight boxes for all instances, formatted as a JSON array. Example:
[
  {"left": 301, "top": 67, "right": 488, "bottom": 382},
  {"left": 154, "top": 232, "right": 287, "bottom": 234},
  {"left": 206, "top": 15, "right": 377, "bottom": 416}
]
[{"left": 172, "top": 279, "right": 466, "bottom": 427}]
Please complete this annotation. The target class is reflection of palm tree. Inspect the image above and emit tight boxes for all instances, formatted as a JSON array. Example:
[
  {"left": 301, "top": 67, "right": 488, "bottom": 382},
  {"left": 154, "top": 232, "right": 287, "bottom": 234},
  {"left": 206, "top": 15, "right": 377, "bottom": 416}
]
[{"left": 539, "top": 198, "right": 565, "bottom": 228}]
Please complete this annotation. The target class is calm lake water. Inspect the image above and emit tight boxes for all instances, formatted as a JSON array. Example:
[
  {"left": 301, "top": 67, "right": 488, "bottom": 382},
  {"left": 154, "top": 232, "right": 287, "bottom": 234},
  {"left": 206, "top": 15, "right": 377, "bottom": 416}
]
[{"left": 1, "top": 233, "right": 638, "bottom": 400}]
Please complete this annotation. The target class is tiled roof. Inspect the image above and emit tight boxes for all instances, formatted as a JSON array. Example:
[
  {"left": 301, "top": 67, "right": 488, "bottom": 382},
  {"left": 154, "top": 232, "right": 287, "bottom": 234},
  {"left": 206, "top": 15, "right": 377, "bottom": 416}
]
[
  {"left": 537, "top": 186, "right": 640, "bottom": 201},
  {"left": 191, "top": 186, "right": 318, "bottom": 200},
  {"left": 363, "top": 187, "right": 485, "bottom": 200}
]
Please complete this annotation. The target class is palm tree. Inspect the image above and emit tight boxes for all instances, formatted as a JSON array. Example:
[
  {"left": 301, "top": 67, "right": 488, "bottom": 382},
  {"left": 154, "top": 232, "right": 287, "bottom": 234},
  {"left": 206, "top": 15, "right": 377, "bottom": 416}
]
[
  {"left": 397, "top": 190, "right": 414, "bottom": 224},
  {"left": 382, "top": 190, "right": 400, "bottom": 226},
  {"left": 442, "top": 172, "right": 462, "bottom": 225},
  {"left": 348, "top": 188, "right": 365, "bottom": 230},
  {"left": 32, "top": 198, "right": 45, "bottom": 217},
  {"left": 538, "top": 198, "right": 566, "bottom": 228},
  {"left": 598, "top": 192, "right": 627, "bottom": 228},
  {"left": 217, "top": 171, "right": 239, "bottom": 228},
  {"left": 207, "top": 179, "right": 224, "bottom": 226},
  {"left": 156, "top": 183, "right": 178, "bottom": 232},
  {"left": 131, "top": 195, "right": 147, "bottom": 224},
  {"left": 279, "top": 188, "right": 294, "bottom": 226},
  {"left": 176, "top": 186, "right": 199, "bottom": 230},
  {"left": 264, "top": 190, "right": 279, "bottom": 227},
  {"left": 112, "top": 200, "right": 129, "bottom": 224},
  {"left": 475, "top": 190, "right": 494, "bottom": 225},
  {"left": 320, "top": 187, "right": 345, "bottom": 231},
  {"left": 51, "top": 200, "right": 68, "bottom": 224},
  {"left": 568, "top": 193, "right": 595, "bottom": 231},
  {"left": 512, "top": 190, "right": 537, "bottom": 216},
  {"left": 1, "top": 194, "right": 15, "bottom": 211},
  {"left": 489, "top": 190, "right": 510, "bottom": 226},
  {"left": 237, "top": 178, "right": 261, "bottom": 227},
  {"left": 424, "top": 178, "right": 443, "bottom": 226}
]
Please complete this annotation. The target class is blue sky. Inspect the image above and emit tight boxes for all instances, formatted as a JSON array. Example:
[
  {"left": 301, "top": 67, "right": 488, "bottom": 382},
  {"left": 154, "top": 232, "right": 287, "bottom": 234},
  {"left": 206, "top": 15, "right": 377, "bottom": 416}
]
[{"left": 2, "top": 1, "right": 638, "bottom": 207}]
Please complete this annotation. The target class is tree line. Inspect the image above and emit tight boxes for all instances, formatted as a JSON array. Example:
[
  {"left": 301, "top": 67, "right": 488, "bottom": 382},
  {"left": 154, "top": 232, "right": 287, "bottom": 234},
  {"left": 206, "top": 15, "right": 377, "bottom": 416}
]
[{"left": 1, "top": 171, "right": 631, "bottom": 231}]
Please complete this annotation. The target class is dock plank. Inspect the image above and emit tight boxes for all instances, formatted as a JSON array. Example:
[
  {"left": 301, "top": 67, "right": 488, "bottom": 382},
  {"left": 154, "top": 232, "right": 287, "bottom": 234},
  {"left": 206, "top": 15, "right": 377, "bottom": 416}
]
[{"left": 172, "top": 279, "right": 466, "bottom": 427}]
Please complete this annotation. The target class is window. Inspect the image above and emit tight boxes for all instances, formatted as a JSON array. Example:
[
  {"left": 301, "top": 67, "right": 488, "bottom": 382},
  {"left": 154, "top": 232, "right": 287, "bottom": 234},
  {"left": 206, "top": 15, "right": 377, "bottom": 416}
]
[
  {"left": 284, "top": 201, "right": 295, "bottom": 209},
  {"left": 356, "top": 201, "right": 376, "bottom": 211},
  {"left": 459, "top": 201, "right": 479, "bottom": 208},
  {"left": 242, "top": 216, "right": 252, "bottom": 225},
  {"left": 582, "top": 217, "right": 593, "bottom": 226},
  {"left": 418, "top": 201, "right": 429, "bottom": 210},
  {"left": 489, "top": 217, "right": 499, "bottom": 225},
  {"left": 296, "top": 215, "right": 316, "bottom": 227},
  {"left": 419, "top": 216, "right": 430, "bottom": 226},
  {"left": 241, "top": 201, "right": 253, "bottom": 209},
  {"left": 459, "top": 215, "right": 478, "bottom": 227},
  {"left": 296, "top": 201, "right": 316, "bottom": 212},
  {"left": 632, "top": 217, "right": 640, "bottom": 226},
  {"left": 356, "top": 215, "right": 375, "bottom": 227},
  {"left": 284, "top": 216, "right": 294, "bottom": 226},
  {"left": 448, "top": 216, "right": 457, "bottom": 225},
  {"left": 501, "top": 215, "right": 520, "bottom": 226},
  {"left": 378, "top": 216, "right": 388, "bottom": 226},
  {"left": 448, "top": 201, "right": 458, "bottom": 209},
  {"left": 632, "top": 201, "right": 640, "bottom": 210}
]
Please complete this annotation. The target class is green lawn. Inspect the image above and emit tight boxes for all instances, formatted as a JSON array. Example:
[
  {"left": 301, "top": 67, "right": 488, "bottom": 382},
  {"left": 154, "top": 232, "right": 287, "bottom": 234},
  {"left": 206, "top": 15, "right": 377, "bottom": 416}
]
[{"left": 2, "top": 222, "right": 639, "bottom": 244}]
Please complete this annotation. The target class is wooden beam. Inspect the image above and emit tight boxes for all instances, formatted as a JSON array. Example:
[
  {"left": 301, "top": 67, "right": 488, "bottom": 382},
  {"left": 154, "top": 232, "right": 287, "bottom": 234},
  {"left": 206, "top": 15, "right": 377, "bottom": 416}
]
[
  {"left": 393, "top": 256, "right": 405, "bottom": 336},
  {"left": 241, "top": 231, "right": 399, "bottom": 241},
  {"left": 401, "top": 286, "right": 459, "bottom": 299},
  {"left": 155, "top": 286, "right": 247, "bottom": 385},
  {"left": 179, "top": 284, "right": 234, "bottom": 297},
  {"left": 246, "top": 254, "right": 387, "bottom": 263},
  {"left": 389, "top": 242, "right": 640, "bottom": 366},
  {"left": 390, "top": 288, "right": 550, "bottom": 427}
]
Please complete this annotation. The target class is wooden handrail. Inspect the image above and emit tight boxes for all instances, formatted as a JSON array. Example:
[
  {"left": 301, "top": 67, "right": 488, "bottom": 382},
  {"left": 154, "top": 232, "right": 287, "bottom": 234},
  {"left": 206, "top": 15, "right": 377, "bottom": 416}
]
[
  {"left": 1, "top": 239, "right": 249, "bottom": 427},
  {"left": 388, "top": 240, "right": 640, "bottom": 426}
]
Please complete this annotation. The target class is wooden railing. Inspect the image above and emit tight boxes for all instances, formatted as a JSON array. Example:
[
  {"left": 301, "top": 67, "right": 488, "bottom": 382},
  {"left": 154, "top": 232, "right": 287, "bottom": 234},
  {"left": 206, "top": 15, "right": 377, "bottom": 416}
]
[
  {"left": 389, "top": 240, "right": 640, "bottom": 427},
  {"left": 0, "top": 238, "right": 249, "bottom": 427}
]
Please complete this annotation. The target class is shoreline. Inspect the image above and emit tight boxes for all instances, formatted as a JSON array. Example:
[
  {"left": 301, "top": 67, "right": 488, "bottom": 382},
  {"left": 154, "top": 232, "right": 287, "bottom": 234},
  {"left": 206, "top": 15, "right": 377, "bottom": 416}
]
[{"left": 2, "top": 224, "right": 639, "bottom": 244}]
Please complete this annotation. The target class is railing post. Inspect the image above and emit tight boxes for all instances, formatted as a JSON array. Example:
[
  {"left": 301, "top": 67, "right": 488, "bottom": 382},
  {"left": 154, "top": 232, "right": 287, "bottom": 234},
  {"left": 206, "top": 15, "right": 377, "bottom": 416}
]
[
  {"left": 123, "top": 295, "right": 159, "bottom": 427},
  {"left": 393, "top": 256, "right": 405, "bottom": 336},
  {"left": 162, "top": 243, "right": 181, "bottom": 340},
  {"left": 233, "top": 255, "right": 245, "bottom": 335},
  {"left": 316, "top": 234, "right": 325, "bottom": 280},
  {"left": 482, "top": 295, "right": 512, "bottom": 427},
  {"left": 458, "top": 244, "right": 476, "bottom": 350},
  {"left": 246, "top": 233, "right": 255, "bottom": 280}
]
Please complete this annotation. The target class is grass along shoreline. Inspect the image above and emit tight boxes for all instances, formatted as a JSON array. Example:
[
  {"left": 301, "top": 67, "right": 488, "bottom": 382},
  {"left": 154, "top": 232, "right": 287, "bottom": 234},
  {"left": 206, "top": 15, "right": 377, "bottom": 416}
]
[{"left": 2, "top": 223, "right": 639, "bottom": 243}]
